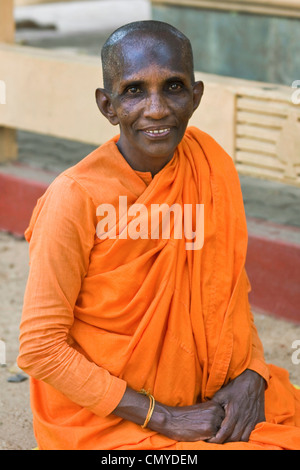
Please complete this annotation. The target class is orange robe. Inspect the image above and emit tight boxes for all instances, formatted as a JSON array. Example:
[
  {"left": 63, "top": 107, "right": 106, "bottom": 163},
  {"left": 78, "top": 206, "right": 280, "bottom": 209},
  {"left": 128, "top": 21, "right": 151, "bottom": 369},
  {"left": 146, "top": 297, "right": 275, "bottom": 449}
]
[{"left": 18, "top": 127, "right": 300, "bottom": 450}]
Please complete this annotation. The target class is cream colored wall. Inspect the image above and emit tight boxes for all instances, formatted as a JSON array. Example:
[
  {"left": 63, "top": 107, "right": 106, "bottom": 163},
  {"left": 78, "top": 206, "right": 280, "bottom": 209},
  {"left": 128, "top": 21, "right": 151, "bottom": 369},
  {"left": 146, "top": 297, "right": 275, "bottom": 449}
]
[
  {"left": 1, "top": 44, "right": 299, "bottom": 184},
  {"left": 1, "top": 1, "right": 300, "bottom": 185},
  {"left": 0, "top": 45, "right": 114, "bottom": 146},
  {"left": 0, "top": 0, "right": 17, "bottom": 161}
]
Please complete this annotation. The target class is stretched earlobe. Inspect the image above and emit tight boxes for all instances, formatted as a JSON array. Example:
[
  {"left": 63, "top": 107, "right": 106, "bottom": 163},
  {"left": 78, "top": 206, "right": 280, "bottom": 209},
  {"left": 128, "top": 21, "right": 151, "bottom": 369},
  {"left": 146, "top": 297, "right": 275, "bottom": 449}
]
[{"left": 95, "top": 88, "right": 119, "bottom": 126}]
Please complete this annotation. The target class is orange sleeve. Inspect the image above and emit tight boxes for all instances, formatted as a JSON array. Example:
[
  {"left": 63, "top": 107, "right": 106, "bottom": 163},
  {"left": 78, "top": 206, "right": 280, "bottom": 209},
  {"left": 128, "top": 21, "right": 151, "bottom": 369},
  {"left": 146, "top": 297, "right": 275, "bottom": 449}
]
[
  {"left": 17, "top": 175, "right": 127, "bottom": 417},
  {"left": 245, "top": 272, "right": 270, "bottom": 385},
  {"left": 247, "top": 311, "right": 270, "bottom": 385}
]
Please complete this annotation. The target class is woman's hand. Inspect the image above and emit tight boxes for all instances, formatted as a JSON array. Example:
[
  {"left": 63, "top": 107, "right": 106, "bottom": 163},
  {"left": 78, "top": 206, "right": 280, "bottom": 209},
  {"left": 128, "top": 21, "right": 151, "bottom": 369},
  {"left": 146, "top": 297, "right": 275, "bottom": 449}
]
[
  {"left": 155, "top": 400, "right": 225, "bottom": 442},
  {"left": 208, "top": 369, "right": 266, "bottom": 444},
  {"left": 113, "top": 369, "right": 265, "bottom": 443},
  {"left": 113, "top": 387, "right": 225, "bottom": 442}
]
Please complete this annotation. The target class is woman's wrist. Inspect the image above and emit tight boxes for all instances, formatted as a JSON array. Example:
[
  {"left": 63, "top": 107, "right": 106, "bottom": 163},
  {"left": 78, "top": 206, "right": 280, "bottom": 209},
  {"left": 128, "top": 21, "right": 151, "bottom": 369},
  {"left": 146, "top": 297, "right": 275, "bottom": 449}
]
[
  {"left": 148, "top": 399, "right": 170, "bottom": 432},
  {"left": 112, "top": 386, "right": 169, "bottom": 433}
]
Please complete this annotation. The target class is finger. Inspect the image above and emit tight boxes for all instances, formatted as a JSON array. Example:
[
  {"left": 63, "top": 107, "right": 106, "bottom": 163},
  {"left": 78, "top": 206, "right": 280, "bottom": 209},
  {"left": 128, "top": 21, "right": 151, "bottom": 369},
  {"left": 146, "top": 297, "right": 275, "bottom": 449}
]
[
  {"left": 240, "top": 411, "right": 266, "bottom": 442},
  {"left": 224, "top": 419, "right": 246, "bottom": 443},
  {"left": 222, "top": 410, "right": 262, "bottom": 443},
  {"left": 208, "top": 408, "right": 237, "bottom": 444},
  {"left": 258, "top": 404, "right": 266, "bottom": 423},
  {"left": 240, "top": 421, "right": 256, "bottom": 442}
]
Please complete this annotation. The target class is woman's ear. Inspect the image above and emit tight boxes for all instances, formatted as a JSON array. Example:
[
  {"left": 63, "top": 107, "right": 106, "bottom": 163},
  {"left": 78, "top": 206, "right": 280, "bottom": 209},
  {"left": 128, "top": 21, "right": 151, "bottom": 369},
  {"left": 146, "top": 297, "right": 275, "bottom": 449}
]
[
  {"left": 95, "top": 88, "right": 119, "bottom": 126},
  {"left": 192, "top": 81, "right": 204, "bottom": 113}
]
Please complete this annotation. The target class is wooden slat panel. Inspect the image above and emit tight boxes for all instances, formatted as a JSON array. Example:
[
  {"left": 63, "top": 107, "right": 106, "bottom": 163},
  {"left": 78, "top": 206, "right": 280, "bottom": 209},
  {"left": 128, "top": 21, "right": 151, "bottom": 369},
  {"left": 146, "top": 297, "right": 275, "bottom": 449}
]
[
  {"left": 236, "top": 150, "right": 285, "bottom": 170},
  {"left": 236, "top": 124, "right": 279, "bottom": 142},
  {"left": 235, "top": 162, "right": 284, "bottom": 179},
  {"left": 237, "top": 97, "right": 289, "bottom": 116},
  {"left": 234, "top": 88, "right": 300, "bottom": 184},
  {"left": 236, "top": 137, "right": 277, "bottom": 156},
  {"left": 237, "top": 111, "right": 286, "bottom": 128}
]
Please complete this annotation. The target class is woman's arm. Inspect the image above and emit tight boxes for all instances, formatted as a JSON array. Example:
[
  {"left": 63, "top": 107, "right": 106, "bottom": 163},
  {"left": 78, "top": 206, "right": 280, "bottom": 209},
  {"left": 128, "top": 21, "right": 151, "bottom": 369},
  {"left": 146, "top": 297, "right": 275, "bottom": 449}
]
[
  {"left": 18, "top": 175, "right": 127, "bottom": 417},
  {"left": 112, "top": 386, "right": 225, "bottom": 442}
]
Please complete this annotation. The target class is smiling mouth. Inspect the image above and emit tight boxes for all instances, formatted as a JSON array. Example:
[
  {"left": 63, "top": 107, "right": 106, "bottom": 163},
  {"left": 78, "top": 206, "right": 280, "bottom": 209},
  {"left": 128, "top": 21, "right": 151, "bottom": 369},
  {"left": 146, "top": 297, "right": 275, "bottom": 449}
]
[{"left": 142, "top": 128, "right": 171, "bottom": 138}]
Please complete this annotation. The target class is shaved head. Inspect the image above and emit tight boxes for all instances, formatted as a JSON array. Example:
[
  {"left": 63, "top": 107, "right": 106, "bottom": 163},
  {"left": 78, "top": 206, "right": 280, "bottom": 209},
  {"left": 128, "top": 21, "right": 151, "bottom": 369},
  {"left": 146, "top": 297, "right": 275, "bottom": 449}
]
[{"left": 101, "top": 20, "right": 195, "bottom": 92}]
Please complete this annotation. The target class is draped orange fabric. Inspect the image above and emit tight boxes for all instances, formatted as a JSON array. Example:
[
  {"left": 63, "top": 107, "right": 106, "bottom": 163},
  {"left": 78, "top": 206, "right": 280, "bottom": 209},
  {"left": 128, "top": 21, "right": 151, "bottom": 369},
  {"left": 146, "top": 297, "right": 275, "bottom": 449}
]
[{"left": 18, "top": 127, "right": 300, "bottom": 450}]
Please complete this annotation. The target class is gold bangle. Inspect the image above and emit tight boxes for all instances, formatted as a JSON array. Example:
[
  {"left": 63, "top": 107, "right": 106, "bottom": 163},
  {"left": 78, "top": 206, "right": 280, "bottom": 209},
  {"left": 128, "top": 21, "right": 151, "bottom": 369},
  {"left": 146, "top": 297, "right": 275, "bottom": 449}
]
[{"left": 139, "top": 389, "right": 155, "bottom": 429}]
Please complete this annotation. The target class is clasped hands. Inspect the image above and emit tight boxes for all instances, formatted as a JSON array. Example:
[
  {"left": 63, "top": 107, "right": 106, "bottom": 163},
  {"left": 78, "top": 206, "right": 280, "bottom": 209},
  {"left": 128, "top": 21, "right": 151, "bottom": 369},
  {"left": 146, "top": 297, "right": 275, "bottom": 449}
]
[
  {"left": 113, "top": 369, "right": 266, "bottom": 444},
  {"left": 160, "top": 369, "right": 266, "bottom": 444}
]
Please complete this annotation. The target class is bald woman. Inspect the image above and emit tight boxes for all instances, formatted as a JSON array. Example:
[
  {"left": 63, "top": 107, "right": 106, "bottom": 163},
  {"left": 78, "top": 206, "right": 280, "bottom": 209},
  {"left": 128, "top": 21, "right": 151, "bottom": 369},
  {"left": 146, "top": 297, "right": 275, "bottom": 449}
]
[{"left": 18, "top": 21, "right": 300, "bottom": 450}]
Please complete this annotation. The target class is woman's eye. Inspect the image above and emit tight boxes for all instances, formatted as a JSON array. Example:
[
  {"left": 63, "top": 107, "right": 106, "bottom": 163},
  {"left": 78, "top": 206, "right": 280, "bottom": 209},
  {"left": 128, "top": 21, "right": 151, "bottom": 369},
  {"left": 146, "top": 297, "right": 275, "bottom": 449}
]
[
  {"left": 169, "top": 82, "right": 183, "bottom": 91},
  {"left": 126, "top": 86, "right": 141, "bottom": 94}
]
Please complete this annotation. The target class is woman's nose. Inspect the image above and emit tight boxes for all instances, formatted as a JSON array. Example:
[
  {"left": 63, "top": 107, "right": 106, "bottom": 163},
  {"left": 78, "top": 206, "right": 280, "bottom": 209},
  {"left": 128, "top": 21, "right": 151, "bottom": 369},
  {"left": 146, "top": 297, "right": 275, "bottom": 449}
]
[{"left": 143, "top": 92, "right": 169, "bottom": 120}]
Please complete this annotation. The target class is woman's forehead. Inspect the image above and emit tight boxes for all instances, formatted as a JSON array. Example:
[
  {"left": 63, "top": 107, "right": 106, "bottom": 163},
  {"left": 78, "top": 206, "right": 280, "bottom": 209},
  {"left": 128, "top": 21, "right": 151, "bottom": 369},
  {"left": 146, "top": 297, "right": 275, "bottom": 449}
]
[{"left": 116, "top": 35, "right": 193, "bottom": 82}]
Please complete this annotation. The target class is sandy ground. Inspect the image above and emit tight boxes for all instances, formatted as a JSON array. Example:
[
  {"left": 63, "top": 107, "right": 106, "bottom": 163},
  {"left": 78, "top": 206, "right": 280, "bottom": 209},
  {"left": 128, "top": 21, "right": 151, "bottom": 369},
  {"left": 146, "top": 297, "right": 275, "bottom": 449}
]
[{"left": 0, "top": 231, "right": 299, "bottom": 451}]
